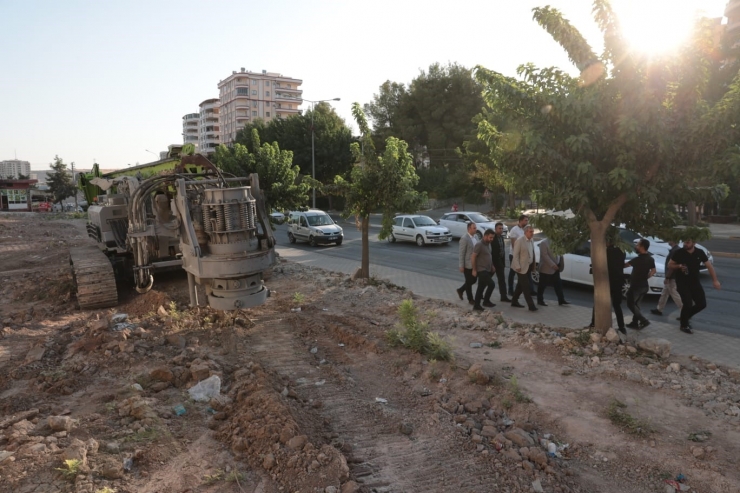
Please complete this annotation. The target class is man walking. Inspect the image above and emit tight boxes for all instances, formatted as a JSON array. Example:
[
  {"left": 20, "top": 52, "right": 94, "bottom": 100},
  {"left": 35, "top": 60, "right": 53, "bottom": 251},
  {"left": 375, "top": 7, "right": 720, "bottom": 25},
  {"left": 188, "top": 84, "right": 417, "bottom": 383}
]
[
  {"left": 651, "top": 240, "right": 683, "bottom": 316},
  {"left": 625, "top": 239, "right": 656, "bottom": 329},
  {"left": 507, "top": 215, "right": 528, "bottom": 294},
  {"left": 471, "top": 229, "right": 496, "bottom": 311},
  {"left": 537, "top": 238, "right": 569, "bottom": 306},
  {"left": 511, "top": 225, "right": 537, "bottom": 311},
  {"left": 669, "top": 238, "right": 721, "bottom": 334},
  {"left": 456, "top": 222, "right": 478, "bottom": 305},
  {"left": 589, "top": 239, "right": 627, "bottom": 337},
  {"left": 490, "top": 222, "right": 511, "bottom": 302}
]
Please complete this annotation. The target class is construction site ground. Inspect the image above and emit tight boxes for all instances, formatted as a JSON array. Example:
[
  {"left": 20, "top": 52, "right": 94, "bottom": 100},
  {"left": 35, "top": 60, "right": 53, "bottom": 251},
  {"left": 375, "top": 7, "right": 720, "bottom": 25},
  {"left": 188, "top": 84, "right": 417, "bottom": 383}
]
[{"left": 1, "top": 212, "right": 739, "bottom": 493}]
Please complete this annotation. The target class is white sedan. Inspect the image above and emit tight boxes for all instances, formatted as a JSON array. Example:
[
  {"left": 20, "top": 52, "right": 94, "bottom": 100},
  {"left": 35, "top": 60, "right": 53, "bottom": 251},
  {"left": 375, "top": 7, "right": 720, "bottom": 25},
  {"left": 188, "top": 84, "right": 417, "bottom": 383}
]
[
  {"left": 438, "top": 212, "right": 508, "bottom": 240},
  {"left": 389, "top": 215, "right": 452, "bottom": 246},
  {"left": 269, "top": 210, "right": 286, "bottom": 224}
]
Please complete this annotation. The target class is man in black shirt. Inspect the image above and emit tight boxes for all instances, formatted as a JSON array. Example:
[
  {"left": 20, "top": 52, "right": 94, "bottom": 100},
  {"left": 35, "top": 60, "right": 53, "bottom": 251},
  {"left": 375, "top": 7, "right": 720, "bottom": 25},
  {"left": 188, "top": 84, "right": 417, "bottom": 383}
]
[
  {"left": 624, "top": 239, "right": 656, "bottom": 329},
  {"left": 590, "top": 240, "right": 627, "bottom": 335},
  {"left": 491, "top": 223, "right": 511, "bottom": 302},
  {"left": 668, "top": 238, "right": 721, "bottom": 334}
]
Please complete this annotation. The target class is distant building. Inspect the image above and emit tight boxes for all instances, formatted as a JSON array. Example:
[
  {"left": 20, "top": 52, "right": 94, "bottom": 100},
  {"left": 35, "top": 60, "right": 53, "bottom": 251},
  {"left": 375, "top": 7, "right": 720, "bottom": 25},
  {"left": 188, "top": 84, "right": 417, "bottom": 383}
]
[
  {"left": 726, "top": 0, "right": 740, "bottom": 46},
  {"left": 0, "top": 178, "right": 38, "bottom": 211},
  {"left": 217, "top": 68, "right": 303, "bottom": 145},
  {"left": 199, "top": 99, "right": 221, "bottom": 155},
  {"left": 182, "top": 112, "right": 199, "bottom": 149},
  {"left": 0, "top": 159, "right": 31, "bottom": 179}
]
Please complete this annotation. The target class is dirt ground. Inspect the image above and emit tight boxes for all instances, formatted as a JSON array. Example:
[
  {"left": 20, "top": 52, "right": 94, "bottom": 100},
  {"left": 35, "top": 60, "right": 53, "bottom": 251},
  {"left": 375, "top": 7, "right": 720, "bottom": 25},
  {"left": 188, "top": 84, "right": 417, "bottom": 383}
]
[{"left": 1, "top": 212, "right": 740, "bottom": 493}]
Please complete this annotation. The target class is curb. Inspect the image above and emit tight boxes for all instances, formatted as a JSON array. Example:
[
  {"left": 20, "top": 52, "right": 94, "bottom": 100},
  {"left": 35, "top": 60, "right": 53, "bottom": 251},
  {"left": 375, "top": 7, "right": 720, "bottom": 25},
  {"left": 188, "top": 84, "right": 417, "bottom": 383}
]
[{"left": 712, "top": 251, "right": 740, "bottom": 259}]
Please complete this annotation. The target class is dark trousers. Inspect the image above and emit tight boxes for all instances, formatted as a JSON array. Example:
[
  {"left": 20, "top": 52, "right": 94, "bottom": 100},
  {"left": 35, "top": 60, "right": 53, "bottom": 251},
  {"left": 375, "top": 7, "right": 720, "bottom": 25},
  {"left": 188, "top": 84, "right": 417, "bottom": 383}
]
[
  {"left": 474, "top": 271, "right": 495, "bottom": 307},
  {"left": 626, "top": 285, "right": 649, "bottom": 324},
  {"left": 508, "top": 254, "right": 537, "bottom": 295},
  {"left": 538, "top": 271, "right": 565, "bottom": 303},
  {"left": 677, "top": 280, "right": 707, "bottom": 327},
  {"left": 458, "top": 268, "right": 477, "bottom": 302},
  {"left": 493, "top": 259, "right": 507, "bottom": 299},
  {"left": 590, "top": 284, "right": 625, "bottom": 330},
  {"left": 511, "top": 266, "right": 535, "bottom": 309}
]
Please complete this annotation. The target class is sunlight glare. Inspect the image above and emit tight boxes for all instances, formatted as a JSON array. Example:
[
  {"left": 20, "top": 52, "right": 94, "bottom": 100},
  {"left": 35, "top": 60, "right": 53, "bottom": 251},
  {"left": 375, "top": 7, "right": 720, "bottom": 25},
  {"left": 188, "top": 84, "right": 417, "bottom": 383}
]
[{"left": 612, "top": 0, "right": 707, "bottom": 56}]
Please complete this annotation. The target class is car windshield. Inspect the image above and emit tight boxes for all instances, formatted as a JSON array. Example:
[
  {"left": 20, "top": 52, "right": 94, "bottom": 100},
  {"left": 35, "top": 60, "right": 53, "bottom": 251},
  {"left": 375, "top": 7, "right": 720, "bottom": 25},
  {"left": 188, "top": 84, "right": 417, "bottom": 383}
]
[
  {"left": 307, "top": 214, "right": 334, "bottom": 226},
  {"left": 619, "top": 229, "right": 642, "bottom": 243},
  {"left": 467, "top": 213, "right": 491, "bottom": 223},
  {"left": 412, "top": 216, "right": 437, "bottom": 227}
]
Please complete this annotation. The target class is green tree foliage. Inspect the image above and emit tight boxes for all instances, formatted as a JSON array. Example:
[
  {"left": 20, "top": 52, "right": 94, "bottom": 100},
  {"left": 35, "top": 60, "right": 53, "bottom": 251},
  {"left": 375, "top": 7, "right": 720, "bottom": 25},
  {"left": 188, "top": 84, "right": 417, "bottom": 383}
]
[
  {"left": 234, "top": 104, "right": 354, "bottom": 206},
  {"left": 334, "top": 104, "right": 425, "bottom": 278},
  {"left": 213, "top": 130, "right": 311, "bottom": 212},
  {"left": 47, "top": 156, "right": 77, "bottom": 205},
  {"left": 475, "top": 1, "right": 736, "bottom": 333}
]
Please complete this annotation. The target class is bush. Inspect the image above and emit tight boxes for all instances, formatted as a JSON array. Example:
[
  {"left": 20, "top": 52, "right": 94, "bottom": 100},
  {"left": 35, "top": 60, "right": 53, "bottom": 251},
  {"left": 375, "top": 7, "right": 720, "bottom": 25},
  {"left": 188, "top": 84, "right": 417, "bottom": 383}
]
[{"left": 386, "top": 300, "right": 453, "bottom": 361}]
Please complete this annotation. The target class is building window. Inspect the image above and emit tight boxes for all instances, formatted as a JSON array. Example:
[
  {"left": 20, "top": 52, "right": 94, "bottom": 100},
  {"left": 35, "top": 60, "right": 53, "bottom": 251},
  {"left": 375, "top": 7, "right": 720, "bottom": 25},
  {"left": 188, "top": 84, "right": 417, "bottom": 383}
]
[
  {"left": 252, "top": 101, "right": 257, "bottom": 107},
  {"left": 266, "top": 112, "right": 270, "bottom": 117},
  {"left": 286, "top": 84, "right": 291, "bottom": 88},
  {"left": 252, "top": 111, "right": 257, "bottom": 116},
  {"left": 252, "top": 90, "right": 257, "bottom": 95},
  {"left": 237, "top": 88, "right": 249, "bottom": 96},
  {"left": 252, "top": 80, "right": 257, "bottom": 85},
  {"left": 266, "top": 91, "right": 270, "bottom": 97},
  {"left": 265, "top": 81, "right": 270, "bottom": 86}
]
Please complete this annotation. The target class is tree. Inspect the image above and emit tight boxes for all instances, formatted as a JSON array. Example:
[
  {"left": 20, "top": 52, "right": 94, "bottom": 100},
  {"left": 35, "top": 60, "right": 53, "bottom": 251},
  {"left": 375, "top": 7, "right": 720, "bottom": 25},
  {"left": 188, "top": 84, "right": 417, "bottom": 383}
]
[
  {"left": 333, "top": 103, "right": 425, "bottom": 278},
  {"left": 475, "top": 1, "right": 736, "bottom": 333},
  {"left": 47, "top": 156, "right": 76, "bottom": 205},
  {"left": 213, "top": 130, "right": 311, "bottom": 212}
]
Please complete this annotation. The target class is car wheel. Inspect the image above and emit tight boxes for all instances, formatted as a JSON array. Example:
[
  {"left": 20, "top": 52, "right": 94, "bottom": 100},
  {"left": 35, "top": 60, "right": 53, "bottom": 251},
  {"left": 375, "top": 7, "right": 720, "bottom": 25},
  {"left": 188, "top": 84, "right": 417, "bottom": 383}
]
[
  {"left": 416, "top": 235, "right": 425, "bottom": 247},
  {"left": 387, "top": 233, "right": 396, "bottom": 243},
  {"left": 309, "top": 235, "right": 317, "bottom": 247},
  {"left": 288, "top": 232, "right": 296, "bottom": 244},
  {"left": 336, "top": 238, "right": 342, "bottom": 246},
  {"left": 622, "top": 277, "right": 631, "bottom": 299},
  {"left": 530, "top": 266, "right": 540, "bottom": 285},
  {"left": 475, "top": 231, "right": 483, "bottom": 241}
]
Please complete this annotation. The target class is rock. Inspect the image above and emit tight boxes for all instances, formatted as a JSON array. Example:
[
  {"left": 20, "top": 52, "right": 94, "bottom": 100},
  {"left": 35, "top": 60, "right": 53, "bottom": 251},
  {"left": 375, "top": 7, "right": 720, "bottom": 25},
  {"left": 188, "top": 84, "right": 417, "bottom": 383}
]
[
  {"left": 190, "top": 362, "right": 211, "bottom": 381},
  {"left": 325, "top": 487, "right": 338, "bottom": 493},
  {"left": 90, "top": 318, "right": 109, "bottom": 332},
  {"left": 481, "top": 425, "right": 497, "bottom": 438},
  {"left": 0, "top": 450, "right": 14, "bottom": 462},
  {"left": 399, "top": 423, "right": 413, "bottom": 435},
  {"left": 341, "top": 481, "right": 360, "bottom": 493},
  {"left": 561, "top": 367, "right": 573, "bottom": 376},
  {"left": 590, "top": 333, "right": 602, "bottom": 343},
  {"left": 532, "top": 479, "right": 545, "bottom": 493},
  {"left": 287, "top": 435, "right": 308, "bottom": 450},
  {"left": 86, "top": 438, "right": 99, "bottom": 455},
  {"left": 157, "top": 305, "right": 168, "bottom": 317},
  {"left": 463, "top": 400, "right": 482, "bottom": 413},
  {"left": 625, "top": 371, "right": 642, "bottom": 383},
  {"left": 100, "top": 460, "right": 124, "bottom": 479},
  {"left": 165, "top": 334, "right": 186, "bottom": 349},
  {"left": 668, "top": 362, "right": 681, "bottom": 372},
  {"left": 504, "top": 428, "right": 534, "bottom": 447},
  {"left": 691, "top": 446, "right": 705, "bottom": 459},
  {"left": 706, "top": 363, "right": 717, "bottom": 370},
  {"left": 350, "top": 267, "right": 363, "bottom": 281},
  {"left": 529, "top": 448, "right": 548, "bottom": 467},
  {"left": 637, "top": 338, "right": 671, "bottom": 358},
  {"left": 502, "top": 449, "right": 521, "bottom": 461},
  {"left": 467, "top": 363, "right": 490, "bottom": 385},
  {"left": 149, "top": 367, "right": 174, "bottom": 383},
  {"left": 263, "top": 453, "right": 275, "bottom": 470},
  {"left": 23, "top": 346, "right": 45, "bottom": 364},
  {"left": 150, "top": 381, "right": 170, "bottom": 392},
  {"left": 591, "top": 356, "right": 600, "bottom": 366},
  {"left": 17, "top": 442, "right": 47, "bottom": 458},
  {"left": 105, "top": 442, "right": 120, "bottom": 454},
  {"left": 62, "top": 439, "right": 88, "bottom": 465},
  {"left": 48, "top": 416, "right": 75, "bottom": 432},
  {"left": 626, "top": 346, "right": 637, "bottom": 354},
  {"left": 605, "top": 328, "right": 620, "bottom": 343}
]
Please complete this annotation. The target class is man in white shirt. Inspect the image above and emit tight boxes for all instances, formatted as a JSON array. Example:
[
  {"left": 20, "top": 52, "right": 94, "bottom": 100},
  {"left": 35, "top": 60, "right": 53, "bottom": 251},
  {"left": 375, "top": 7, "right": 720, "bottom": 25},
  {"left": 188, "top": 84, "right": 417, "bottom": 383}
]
[
  {"left": 456, "top": 222, "right": 478, "bottom": 304},
  {"left": 507, "top": 215, "right": 528, "bottom": 294}
]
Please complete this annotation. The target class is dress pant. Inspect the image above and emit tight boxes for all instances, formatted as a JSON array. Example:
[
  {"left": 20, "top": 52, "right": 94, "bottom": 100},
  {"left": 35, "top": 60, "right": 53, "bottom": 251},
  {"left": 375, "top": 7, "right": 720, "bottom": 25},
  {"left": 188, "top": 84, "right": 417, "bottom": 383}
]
[
  {"left": 458, "top": 268, "right": 477, "bottom": 302},
  {"left": 538, "top": 271, "right": 565, "bottom": 303},
  {"left": 656, "top": 278, "right": 683, "bottom": 311},
  {"left": 626, "top": 285, "right": 649, "bottom": 324},
  {"left": 493, "top": 259, "right": 507, "bottom": 299},
  {"left": 474, "top": 271, "right": 495, "bottom": 307},
  {"left": 511, "top": 266, "right": 535, "bottom": 309},
  {"left": 590, "top": 283, "right": 625, "bottom": 330},
  {"left": 676, "top": 280, "right": 707, "bottom": 327},
  {"left": 508, "top": 254, "right": 537, "bottom": 296}
]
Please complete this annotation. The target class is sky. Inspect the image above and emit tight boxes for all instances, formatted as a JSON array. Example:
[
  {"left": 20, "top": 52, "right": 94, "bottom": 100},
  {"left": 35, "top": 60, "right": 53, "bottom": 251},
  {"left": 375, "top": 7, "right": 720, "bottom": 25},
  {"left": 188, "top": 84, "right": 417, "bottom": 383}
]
[{"left": 0, "top": 0, "right": 729, "bottom": 171}]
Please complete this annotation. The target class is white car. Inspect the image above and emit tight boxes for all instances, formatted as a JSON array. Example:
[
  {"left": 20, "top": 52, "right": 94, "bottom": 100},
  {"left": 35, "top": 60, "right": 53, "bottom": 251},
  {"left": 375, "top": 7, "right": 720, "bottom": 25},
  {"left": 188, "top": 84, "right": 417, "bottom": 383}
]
[
  {"left": 287, "top": 209, "right": 343, "bottom": 246},
  {"left": 388, "top": 215, "right": 452, "bottom": 246},
  {"left": 438, "top": 212, "right": 508, "bottom": 240},
  {"left": 269, "top": 210, "right": 286, "bottom": 224}
]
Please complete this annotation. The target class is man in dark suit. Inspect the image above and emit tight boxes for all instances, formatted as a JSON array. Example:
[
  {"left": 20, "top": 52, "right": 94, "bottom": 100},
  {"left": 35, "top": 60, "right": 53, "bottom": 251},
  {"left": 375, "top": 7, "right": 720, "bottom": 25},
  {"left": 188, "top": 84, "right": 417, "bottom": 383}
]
[
  {"left": 456, "top": 222, "right": 478, "bottom": 304},
  {"left": 490, "top": 222, "right": 510, "bottom": 302}
]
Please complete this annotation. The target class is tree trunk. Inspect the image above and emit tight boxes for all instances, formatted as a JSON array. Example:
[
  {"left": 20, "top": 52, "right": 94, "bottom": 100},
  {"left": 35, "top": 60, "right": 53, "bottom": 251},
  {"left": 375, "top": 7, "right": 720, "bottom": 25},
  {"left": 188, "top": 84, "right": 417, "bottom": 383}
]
[
  {"left": 687, "top": 201, "right": 697, "bottom": 226},
  {"left": 508, "top": 190, "right": 515, "bottom": 211},
  {"left": 589, "top": 220, "right": 613, "bottom": 335},
  {"left": 360, "top": 215, "right": 370, "bottom": 279}
]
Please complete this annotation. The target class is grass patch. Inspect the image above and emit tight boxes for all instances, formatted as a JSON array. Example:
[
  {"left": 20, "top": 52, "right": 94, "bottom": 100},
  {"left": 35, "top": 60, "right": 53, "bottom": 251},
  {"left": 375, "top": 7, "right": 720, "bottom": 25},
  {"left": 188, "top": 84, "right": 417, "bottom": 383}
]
[
  {"left": 122, "top": 427, "right": 160, "bottom": 443},
  {"left": 574, "top": 330, "right": 591, "bottom": 346},
  {"left": 509, "top": 375, "right": 532, "bottom": 403},
  {"left": 386, "top": 300, "right": 453, "bottom": 361},
  {"left": 95, "top": 488, "right": 117, "bottom": 493},
  {"left": 292, "top": 292, "right": 305, "bottom": 305},
  {"left": 607, "top": 399, "right": 652, "bottom": 435},
  {"left": 203, "top": 469, "right": 246, "bottom": 485},
  {"left": 485, "top": 341, "right": 502, "bottom": 348},
  {"left": 56, "top": 459, "right": 82, "bottom": 479},
  {"left": 502, "top": 398, "right": 512, "bottom": 410}
]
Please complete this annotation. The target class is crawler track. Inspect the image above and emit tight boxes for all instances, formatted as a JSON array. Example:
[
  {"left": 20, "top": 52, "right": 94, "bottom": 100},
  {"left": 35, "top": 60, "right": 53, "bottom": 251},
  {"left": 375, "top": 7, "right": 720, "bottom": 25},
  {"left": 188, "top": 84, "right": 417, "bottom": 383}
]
[{"left": 70, "top": 246, "right": 118, "bottom": 309}]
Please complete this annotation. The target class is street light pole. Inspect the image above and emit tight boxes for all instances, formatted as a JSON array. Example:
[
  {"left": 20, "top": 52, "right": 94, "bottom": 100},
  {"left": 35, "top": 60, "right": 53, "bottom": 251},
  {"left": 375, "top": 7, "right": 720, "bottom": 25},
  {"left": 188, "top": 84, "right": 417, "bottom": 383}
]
[{"left": 304, "top": 97, "right": 340, "bottom": 208}]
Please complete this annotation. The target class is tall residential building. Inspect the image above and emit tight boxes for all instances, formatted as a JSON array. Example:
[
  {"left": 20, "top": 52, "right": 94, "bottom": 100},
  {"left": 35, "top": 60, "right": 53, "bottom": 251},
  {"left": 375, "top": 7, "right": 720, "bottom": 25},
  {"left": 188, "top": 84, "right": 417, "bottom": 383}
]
[
  {"left": 726, "top": 0, "right": 740, "bottom": 47},
  {"left": 199, "top": 98, "right": 220, "bottom": 155},
  {"left": 217, "top": 68, "right": 303, "bottom": 145},
  {"left": 182, "top": 113, "right": 199, "bottom": 148},
  {"left": 0, "top": 159, "right": 31, "bottom": 179}
]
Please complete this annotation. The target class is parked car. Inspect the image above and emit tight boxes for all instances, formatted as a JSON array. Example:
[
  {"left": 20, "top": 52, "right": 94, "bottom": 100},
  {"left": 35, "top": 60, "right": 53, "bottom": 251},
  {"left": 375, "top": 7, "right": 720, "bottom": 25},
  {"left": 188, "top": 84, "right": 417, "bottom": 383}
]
[
  {"left": 269, "top": 210, "right": 286, "bottom": 224},
  {"left": 438, "top": 212, "right": 508, "bottom": 240},
  {"left": 287, "top": 209, "right": 343, "bottom": 246},
  {"left": 388, "top": 215, "right": 452, "bottom": 246}
]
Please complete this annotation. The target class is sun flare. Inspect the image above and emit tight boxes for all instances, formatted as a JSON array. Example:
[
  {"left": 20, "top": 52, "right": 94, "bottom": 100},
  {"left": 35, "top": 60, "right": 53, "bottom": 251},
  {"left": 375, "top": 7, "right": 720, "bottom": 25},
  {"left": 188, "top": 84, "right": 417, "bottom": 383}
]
[{"left": 612, "top": 0, "right": 720, "bottom": 56}]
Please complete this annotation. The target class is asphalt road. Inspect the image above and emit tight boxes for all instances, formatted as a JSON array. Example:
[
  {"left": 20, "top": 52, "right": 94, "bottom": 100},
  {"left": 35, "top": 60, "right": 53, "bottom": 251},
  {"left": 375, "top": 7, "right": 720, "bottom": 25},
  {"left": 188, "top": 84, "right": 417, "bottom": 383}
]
[{"left": 274, "top": 222, "right": 740, "bottom": 339}]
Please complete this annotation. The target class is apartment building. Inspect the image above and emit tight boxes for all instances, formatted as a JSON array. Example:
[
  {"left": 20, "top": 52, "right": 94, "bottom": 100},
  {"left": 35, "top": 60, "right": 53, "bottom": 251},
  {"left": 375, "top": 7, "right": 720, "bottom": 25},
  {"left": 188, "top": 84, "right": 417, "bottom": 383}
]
[
  {"left": 199, "top": 99, "right": 220, "bottom": 155},
  {"left": 0, "top": 159, "right": 31, "bottom": 179},
  {"left": 727, "top": 0, "right": 740, "bottom": 47},
  {"left": 182, "top": 112, "right": 199, "bottom": 149},
  {"left": 217, "top": 68, "right": 303, "bottom": 145}
]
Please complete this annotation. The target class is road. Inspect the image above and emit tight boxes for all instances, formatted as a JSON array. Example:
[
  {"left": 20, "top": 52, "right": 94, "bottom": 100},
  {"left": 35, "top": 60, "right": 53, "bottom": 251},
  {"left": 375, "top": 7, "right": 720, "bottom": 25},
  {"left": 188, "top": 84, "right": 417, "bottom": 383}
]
[{"left": 273, "top": 222, "right": 740, "bottom": 338}]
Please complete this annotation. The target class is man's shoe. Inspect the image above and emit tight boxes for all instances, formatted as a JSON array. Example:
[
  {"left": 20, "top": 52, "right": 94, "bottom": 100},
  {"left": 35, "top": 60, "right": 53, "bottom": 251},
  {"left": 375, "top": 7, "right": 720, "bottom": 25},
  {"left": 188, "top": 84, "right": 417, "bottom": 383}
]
[
  {"left": 482, "top": 301, "right": 496, "bottom": 308},
  {"left": 650, "top": 309, "right": 663, "bottom": 316},
  {"left": 472, "top": 305, "right": 484, "bottom": 312},
  {"left": 456, "top": 288, "right": 464, "bottom": 300},
  {"left": 559, "top": 300, "right": 570, "bottom": 305},
  {"left": 618, "top": 327, "right": 627, "bottom": 335},
  {"left": 528, "top": 306, "right": 539, "bottom": 312},
  {"left": 626, "top": 321, "right": 640, "bottom": 329},
  {"left": 511, "top": 301, "right": 525, "bottom": 308},
  {"left": 537, "top": 301, "right": 548, "bottom": 307},
  {"left": 639, "top": 320, "right": 650, "bottom": 329},
  {"left": 501, "top": 297, "right": 512, "bottom": 302},
  {"left": 468, "top": 300, "right": 475, "bottom": 305},
  {"left": 680, "top": 325, "right": 693, "bottom": 334}
]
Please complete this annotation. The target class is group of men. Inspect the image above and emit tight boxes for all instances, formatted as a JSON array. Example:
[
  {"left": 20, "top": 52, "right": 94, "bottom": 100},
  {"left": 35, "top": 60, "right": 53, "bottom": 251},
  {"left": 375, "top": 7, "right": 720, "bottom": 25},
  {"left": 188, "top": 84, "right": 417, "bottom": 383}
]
[
  {"left": 458, "top": 214, "right": 721, "bottom": 335},
  {"left": 457, "top": 214, "right": 570, "bottom": 312}
]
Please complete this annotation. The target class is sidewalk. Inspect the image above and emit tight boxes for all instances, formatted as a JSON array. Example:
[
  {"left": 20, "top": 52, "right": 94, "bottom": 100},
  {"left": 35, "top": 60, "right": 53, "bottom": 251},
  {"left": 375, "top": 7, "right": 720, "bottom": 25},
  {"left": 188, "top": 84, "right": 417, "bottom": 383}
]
[{"left": 277, "top": 245, "right": 740, "bottom": 370}]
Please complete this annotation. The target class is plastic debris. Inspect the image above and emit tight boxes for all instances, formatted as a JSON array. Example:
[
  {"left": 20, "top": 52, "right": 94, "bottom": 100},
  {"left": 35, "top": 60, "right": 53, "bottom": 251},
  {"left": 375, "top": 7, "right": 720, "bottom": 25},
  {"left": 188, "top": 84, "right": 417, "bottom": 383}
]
[
  {"left": 131, "top": 383, "right": 143, "bottom": 392},
  {"left": 123, "top": 457, "right": 133, "bottom": 471},
  {"left": 469, "top": 342, "right": 483, "bottom": 348},
  {"left": 322, "top": 308, "right": 329, "bottom": 311},
  {"left": 291, "top": 307, "right": 302, "bottom": 312},
  {"left": 315, "top": 380, "right": 326, "bottom": 386},
  {"left": 338, "top": 343, "right": 345, "bottom": 347},
  {"left": 310, "top": 347, "right": 318, "bottom": 354},
  {"left": 188, "top": 375, "right": 221, "bottom": 402},
  {"left": 111, "top": 313, "right": 128, "bottom": 323},
  {"left": 375, "top": 397, "right": 388, "bottom": 404},
  {"left": 112, "top": 322, "right": 137, "bottom": 332},
  {"left": 532, "top": 479, "right": 544, "bottom": 493},
  {"left": 206, "top": 407, "right": 216, "bottom": 415},
  {"left": 172, "top": 404, "right": 186, "bottom": 416},
  {"left": 439, "top": 378, "right": 447, "bottom": 384}
]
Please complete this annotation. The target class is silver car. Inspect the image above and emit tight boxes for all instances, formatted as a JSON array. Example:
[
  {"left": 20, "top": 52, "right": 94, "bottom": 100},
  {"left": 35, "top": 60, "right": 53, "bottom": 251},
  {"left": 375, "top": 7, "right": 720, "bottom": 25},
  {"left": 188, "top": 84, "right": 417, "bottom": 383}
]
[
  {"left": 388, "top": 215, "right": 452, "bottom": 246},
  {"left": 439, "top": 212, "right": 508, "bottom": 240}
]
